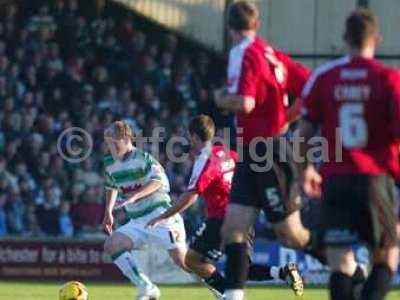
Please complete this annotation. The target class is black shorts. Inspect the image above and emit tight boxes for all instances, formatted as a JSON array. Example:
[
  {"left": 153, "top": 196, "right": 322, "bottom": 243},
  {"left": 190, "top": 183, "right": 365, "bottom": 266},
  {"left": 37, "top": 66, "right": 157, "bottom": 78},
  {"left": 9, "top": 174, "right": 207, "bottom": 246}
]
[
  {"left": 230, "top": 138, "right": 301, "bottom": 223},
  {"left": 190, "top": 218, "right": 254, "bottom": 262},
  {"left": 322, "top": 174, "right": 399, "bottom": 249}
]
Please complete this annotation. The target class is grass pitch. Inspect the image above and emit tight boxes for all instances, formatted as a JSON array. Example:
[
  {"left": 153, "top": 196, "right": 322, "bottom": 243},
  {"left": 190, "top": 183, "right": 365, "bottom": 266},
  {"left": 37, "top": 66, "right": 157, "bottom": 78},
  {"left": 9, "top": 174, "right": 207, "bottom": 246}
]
[{"left": 0, "top": 281, "right": 398, "bottom": 300}]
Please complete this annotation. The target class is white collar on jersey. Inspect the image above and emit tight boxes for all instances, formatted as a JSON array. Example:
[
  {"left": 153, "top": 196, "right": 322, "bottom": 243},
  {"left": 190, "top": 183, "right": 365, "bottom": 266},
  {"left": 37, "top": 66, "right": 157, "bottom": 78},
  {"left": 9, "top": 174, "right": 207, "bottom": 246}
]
[
  {"left": 232, "top": 35, "right": 255, "bottom": 51},
  {"left": 198, "top": 143, "right": 212, "bottom": 158}
]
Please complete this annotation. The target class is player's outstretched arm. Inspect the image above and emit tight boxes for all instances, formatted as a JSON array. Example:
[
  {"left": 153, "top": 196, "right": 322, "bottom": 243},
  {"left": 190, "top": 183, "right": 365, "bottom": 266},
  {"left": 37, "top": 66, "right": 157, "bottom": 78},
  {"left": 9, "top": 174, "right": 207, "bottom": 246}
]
[
  {"left": 146, "top": 191, "right": 199, "bottom": 229},
  {"left": 214, "top": 89, "right": 255, "bottom": 114},
  {"left": 115, "top": 180, "right": 162, "bottom": 209}
]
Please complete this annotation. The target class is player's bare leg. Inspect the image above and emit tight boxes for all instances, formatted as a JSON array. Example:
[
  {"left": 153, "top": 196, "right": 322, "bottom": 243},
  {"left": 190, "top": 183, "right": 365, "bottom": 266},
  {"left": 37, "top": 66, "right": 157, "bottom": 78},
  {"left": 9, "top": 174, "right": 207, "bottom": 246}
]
[
  {"left": 185, "top": 247, "right": 304, "bottom": 299},
  {"left": 326, "top": 247, "right": 358, "bottom": 300},
  {"left": 104, "top": 232, "right": 160, "bottom": 300},
  {"left": 273, "top": 210, "right": 366, "bottom": 291},
  {"left": 221, "top": 204, "right": 257, "bottom": 300},
  {"left": 222, "top": 206, "right": 304, "bottom": 299},
  {"left": 185, "top": 249, "right": 216, "bottom": 278},
  {"left": 273, "top": 210, "right": 327, "bottom": 263},
  {"left": 273, "top": 211, "right": 311, "bottom": 249},
  {"left": 185, "top": 250, "right": 225, "bottom": 299},
  {"left": 361, "top": 246, "right": 399, "bottom": 300},
  {"left": 168, "top": 247, "right": 189, "bottom": 271}
]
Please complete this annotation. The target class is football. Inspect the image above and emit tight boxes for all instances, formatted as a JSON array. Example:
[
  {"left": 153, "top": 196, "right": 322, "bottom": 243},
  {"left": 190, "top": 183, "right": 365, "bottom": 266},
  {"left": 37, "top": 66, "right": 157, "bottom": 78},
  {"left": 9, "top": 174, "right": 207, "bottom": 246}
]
[{"left": 59, "top": 281, "right": 89, "bottom": 300}]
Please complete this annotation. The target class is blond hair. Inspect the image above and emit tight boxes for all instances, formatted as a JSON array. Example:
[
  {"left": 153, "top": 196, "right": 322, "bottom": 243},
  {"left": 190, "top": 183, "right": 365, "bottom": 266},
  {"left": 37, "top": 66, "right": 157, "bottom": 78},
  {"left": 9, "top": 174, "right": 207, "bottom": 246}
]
[
  {"left": 104, "top": 120, "right": 134, "bottom": 141},
  {"left": 188, "top": 114, "right": 215, "bottom": 142}
]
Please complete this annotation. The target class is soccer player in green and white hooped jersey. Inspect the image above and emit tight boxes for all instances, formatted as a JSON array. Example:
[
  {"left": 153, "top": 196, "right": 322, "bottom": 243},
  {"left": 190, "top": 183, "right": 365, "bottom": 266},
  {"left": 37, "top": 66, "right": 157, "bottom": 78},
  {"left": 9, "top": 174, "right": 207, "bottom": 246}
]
[{"left": 102, "top": 120, "right": 187, "bottom": 300}]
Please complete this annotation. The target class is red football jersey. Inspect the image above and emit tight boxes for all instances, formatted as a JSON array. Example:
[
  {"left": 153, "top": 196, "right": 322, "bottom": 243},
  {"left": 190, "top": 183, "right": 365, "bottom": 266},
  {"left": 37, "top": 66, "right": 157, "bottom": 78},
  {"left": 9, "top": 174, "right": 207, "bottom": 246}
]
[
  {"left": 302, "top": 56, "right": 400, "bottom": 179},
  {"left": 227, "top": 36, "right": 310, "bottom": 144},
  {"left": 187, "top": 145, "right": 237, "bottom": 219}
]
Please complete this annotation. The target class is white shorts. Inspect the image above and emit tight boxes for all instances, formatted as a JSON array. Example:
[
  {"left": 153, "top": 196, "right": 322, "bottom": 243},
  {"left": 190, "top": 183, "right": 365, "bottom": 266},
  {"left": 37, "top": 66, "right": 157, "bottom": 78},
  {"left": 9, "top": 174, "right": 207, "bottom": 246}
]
[{"left": 117, "top": 207, "right": 187, "bottom": 251}]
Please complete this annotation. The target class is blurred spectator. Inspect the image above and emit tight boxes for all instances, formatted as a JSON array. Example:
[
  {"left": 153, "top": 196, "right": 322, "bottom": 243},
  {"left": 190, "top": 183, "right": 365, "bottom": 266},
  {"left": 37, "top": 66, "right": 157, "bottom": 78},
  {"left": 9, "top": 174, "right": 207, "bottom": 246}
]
[
  {"left": 72, "top": 187, "right": 103, "bottom": 236},
  {"left": 14, "top": 161, "right": 36, "bottom": 190},
  {"left": 59, "top": 201, "right": 74, "bottom": 237},
  {"left": 0, "top": 0, "right": 230, "bottom": 239},
  {"left": 142, "top": 84, "right": 161, "bottom": 115},
  {"left": 0, "top": 157, "right": 18, "bottom": 191},
  {"left": 163, "top": 33, "right": 177, "bottom": 54},
  {"left": 47, "top": 42, "right": 63, "bottom": 72},
  {"left": 28, "top": 5, "right": 57, "bottom": 40},
  {"left": 5, "top": 187, "right": 25, "bottom": 234},
  {"left": 32, "top": 151, "right": 52, "bottom": 183},
  {"left": 48, "top": 155, "right": 69, "bottom": 191},
  {"left": 0, "top": 194, "right": 8, "bottom": 237},
  {"left": 25, "top": 203, "right": 42, "bottom": 237},
  {"left": 36, "top": 185, "right": 61, "bottom": 236},
  {"left": 75, "top": 158, "right": 102, "bottom": 187},
  {"left": 159, "top": 51, "right": 173, "bottom": 88}
]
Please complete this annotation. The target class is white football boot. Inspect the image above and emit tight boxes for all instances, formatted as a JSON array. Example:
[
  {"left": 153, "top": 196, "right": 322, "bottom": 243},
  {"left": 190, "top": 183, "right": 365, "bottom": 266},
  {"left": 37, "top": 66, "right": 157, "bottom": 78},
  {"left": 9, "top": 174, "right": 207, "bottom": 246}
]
[
  {"left": 209, "top": 288, "right": 225, "bottom": 300},
  {"left": 135, "top": 284, "right": 161, "bottom": 300}
]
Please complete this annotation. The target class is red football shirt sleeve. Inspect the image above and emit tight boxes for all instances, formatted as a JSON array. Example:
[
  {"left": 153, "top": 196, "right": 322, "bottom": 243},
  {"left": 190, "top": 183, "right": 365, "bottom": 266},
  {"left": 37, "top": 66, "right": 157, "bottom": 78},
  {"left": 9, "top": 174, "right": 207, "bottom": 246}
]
[
  {"left": 281, "top": 53, "right": 311, "bottom": 97},
  {"left": 301, "top": 72, "right": 322, "bottom": 123},
  {"left": 387, "top": 70, "right": 400, "bottom": 140},
  {"left": 196, "top": 172, "right": 213, "bottom": 194},
  {"left": 237, "top": 52, "right": 258, "bottom": 97}
]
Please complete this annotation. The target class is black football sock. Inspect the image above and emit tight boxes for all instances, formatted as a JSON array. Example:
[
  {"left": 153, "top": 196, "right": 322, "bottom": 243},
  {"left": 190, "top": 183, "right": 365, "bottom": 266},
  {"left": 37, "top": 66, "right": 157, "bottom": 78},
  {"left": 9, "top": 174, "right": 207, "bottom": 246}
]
[
  {"left": 204, "top": 270, "right": 226, "bottom": 294},
  {"left": 361, "top": 264, "right": 393, "bottom": 300},
  {"left": 352, "top": 264, "right": 366, "bottom": 283},
  {"left": 225, "top": 242, "right": 249, "bottom": 290},
  {"left": 351, "top": 265, "right": 367, "bottom": 300},
  {"left": 304, "top": 230, "right": 327, "bottom": 265},
  {"left": 329, "top": 272, "right": 353, "bottom": 300},
  {"left": 247, "top": 264, "right": 275, "bottom": 281}
]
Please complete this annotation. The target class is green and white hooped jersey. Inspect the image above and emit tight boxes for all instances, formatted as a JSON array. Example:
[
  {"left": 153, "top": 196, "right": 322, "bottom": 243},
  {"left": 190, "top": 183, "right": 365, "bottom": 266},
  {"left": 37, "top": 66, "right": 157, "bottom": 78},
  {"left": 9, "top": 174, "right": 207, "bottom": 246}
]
[{"left": 104, "top": 149, "right": 171, "bottom": 218}]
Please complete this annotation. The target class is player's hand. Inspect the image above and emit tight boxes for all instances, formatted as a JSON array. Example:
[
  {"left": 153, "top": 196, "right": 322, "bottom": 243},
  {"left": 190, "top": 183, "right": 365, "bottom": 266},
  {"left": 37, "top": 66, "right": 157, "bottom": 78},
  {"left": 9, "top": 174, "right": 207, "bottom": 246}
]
[
  {"left": 102, "top": 212, "right": 114, "bottom": 235},
  {"left": 301, "top": 164, "right": 322, "bottom": 198},
  {"left": 145, "top": 217, "right": 164, "bottom": 229}
]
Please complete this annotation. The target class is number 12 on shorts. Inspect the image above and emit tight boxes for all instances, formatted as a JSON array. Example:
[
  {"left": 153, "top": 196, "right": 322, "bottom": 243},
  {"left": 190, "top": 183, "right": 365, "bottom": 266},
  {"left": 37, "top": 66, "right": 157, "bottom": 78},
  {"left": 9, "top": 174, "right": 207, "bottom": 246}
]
[{"left": 169, "top": 230, "right": 181, "bottom": 244}]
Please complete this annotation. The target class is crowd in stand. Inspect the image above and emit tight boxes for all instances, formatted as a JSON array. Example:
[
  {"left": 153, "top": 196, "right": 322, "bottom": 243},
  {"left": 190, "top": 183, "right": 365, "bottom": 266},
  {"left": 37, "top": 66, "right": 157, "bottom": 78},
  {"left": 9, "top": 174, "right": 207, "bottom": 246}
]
[
  {"left": 0, "top": 0, "right": 228, "bottom": 238},
  {"left": 0, "top": 0, "right": 323, "bottom": 241}
]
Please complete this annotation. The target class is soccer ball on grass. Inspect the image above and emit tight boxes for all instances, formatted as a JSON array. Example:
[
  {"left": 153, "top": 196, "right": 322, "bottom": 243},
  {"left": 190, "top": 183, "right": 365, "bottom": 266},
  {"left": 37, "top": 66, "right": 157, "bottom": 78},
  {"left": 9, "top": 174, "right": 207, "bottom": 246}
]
[{"left": 59, "top": 281, "right": 89, "bottom": 300}]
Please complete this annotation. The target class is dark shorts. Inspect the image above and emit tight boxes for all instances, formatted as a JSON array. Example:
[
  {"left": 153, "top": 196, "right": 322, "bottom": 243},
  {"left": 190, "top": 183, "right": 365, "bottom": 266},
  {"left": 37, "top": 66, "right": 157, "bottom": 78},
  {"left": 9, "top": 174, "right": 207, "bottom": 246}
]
[
  {"left": 190, "top": 218, "right": 254, "bottom": 262},
  {"left": 230, "top": 138, "right": 301, "bottom": 223},
  {"left": 322, "top": 174, "right": 399, "bottom": 249}
]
